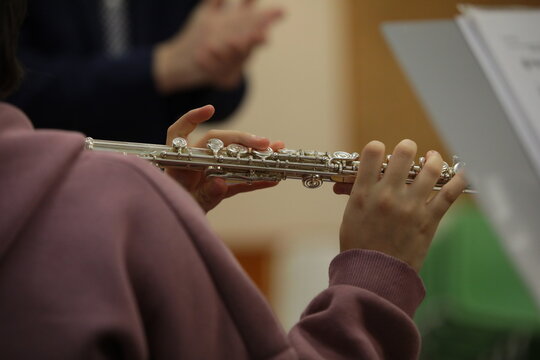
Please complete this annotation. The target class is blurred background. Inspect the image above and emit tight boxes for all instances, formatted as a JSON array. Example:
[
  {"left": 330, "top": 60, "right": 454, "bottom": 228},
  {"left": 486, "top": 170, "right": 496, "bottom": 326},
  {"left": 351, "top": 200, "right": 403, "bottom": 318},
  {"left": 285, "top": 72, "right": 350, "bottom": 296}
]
[{"left": 190, "top": 0, "right": 540, "bottom": 359}]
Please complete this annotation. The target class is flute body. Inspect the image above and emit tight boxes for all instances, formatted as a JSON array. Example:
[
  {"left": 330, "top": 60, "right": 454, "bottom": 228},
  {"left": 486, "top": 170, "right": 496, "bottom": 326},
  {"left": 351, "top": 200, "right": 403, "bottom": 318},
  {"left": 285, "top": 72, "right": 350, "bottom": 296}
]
[{"left": 85, "top": 137, "right": 475, "bottom": 193}]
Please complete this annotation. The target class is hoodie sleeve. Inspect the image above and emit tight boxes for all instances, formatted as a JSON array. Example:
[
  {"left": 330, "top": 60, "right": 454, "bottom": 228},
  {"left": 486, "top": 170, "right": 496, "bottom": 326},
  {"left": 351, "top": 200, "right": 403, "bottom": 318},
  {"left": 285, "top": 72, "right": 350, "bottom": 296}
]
[{"left": 287, "top": 250, "right": 425, "bottom": 360}]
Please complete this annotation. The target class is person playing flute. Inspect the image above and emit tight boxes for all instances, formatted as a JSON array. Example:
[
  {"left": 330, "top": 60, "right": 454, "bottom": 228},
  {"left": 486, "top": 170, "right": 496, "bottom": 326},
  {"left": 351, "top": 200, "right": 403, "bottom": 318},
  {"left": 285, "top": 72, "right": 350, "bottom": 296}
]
[{"left": 0, "top": 0, "right": 467, "bottom": 358}]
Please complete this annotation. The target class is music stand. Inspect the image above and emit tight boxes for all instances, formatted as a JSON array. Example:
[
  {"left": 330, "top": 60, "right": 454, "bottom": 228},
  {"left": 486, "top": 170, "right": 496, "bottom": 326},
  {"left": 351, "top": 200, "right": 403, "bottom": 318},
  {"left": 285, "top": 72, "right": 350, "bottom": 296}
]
[{"left": 382, "top": 20, "right": 540, "bottom": 306}]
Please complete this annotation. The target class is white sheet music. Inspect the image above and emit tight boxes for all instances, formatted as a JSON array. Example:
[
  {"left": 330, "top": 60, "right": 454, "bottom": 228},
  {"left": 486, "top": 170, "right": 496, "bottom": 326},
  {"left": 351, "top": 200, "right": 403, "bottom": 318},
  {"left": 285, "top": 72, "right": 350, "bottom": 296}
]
[{"left": 457, "top": 6, "right": 540, "bottom": 178}]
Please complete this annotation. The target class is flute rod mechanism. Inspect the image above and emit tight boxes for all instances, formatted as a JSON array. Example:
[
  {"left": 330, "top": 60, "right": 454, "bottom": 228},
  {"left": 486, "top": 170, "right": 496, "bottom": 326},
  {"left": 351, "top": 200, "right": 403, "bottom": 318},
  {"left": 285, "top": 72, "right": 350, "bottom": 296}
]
[{"left": 85, "top": 137, "right": 476, "bottom": 194}]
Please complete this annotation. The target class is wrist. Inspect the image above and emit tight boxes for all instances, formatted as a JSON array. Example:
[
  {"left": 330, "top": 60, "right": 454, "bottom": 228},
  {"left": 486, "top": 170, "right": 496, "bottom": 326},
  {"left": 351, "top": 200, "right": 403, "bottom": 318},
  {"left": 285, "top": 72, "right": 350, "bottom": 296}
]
[
  {"left": 152, "top": 40, "right": 208, "bottom": 94},
  {"left": 152, "top": 41, "right": 176, "bottom": 94},
  {"left": 330, "top": 249, "right": 425, "bottom": 317}
]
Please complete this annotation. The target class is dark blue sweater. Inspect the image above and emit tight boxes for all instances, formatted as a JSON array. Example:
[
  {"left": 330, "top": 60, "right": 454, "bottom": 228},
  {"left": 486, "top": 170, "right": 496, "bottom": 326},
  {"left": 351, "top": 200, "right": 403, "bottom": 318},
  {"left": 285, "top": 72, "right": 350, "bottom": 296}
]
[{"left": 8, "top": 0, "right": 246, "bottom": 143}]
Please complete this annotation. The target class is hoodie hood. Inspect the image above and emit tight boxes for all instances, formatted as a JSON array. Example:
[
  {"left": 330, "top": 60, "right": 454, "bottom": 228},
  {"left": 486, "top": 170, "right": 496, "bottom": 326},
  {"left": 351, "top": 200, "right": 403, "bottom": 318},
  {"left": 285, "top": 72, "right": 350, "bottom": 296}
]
[{"left": 0, "top": 103, "right": 84, "bottom": 256}]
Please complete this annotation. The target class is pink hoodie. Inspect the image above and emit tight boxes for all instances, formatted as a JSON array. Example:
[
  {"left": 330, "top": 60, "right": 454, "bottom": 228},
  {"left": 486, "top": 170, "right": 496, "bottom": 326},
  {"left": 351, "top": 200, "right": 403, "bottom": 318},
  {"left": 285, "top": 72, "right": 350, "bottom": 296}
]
[{"left": 0, "top": 102, "right": 425, "bottom": 359}]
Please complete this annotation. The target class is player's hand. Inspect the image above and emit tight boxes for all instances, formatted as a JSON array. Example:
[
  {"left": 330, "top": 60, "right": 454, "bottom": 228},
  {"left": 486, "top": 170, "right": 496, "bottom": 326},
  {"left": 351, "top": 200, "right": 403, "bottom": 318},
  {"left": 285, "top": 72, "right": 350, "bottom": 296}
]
[
  {"left": 154, "top": 0, "right": 284, "bottom": 93},
  {"left": 335, "top": 139, "right": 468, "bottom": 271},
  {"left": 166, "top": 105, "right": 284, "bottom": 212}
]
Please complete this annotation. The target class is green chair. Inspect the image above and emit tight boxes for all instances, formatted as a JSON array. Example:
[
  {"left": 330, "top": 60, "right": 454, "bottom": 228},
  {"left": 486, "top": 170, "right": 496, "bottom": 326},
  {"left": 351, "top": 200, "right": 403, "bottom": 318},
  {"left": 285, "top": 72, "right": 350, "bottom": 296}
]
[{"left": 416, "top": 203, "right": 540, "bottom": 359}]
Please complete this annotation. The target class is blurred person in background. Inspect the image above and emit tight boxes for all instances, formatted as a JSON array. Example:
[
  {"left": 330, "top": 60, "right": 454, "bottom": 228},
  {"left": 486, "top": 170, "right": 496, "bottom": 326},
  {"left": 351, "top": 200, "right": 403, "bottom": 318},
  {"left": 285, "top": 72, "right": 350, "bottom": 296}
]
[
  {"left": 0, "top": 0, "right": 469, "bottom": 358},
  {"left": 7, "top": 0, "right": 283, "bottom": 143}
]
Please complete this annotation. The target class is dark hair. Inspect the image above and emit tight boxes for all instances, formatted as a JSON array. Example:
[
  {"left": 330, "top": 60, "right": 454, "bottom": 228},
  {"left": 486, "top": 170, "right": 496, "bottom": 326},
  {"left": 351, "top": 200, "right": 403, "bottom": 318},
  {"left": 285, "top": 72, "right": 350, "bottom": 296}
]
[{"left": 0, "top": 0, "right": 27, "bottom": 99}]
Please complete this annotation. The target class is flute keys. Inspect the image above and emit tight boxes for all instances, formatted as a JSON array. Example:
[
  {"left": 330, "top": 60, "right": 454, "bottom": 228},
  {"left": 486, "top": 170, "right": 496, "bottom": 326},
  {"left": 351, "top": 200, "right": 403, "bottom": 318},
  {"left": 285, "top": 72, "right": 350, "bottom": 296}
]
[
  {"left": 452, "top": 156, "right": 466, "bottom": 174},
  {"left": 207, "top": 138, "right": 224, "bottom": 155},
  {"left": 226, "top": 143, "right": 248, "bottom": 157},
  {"left": 453, "top": 161, "right": 466, "bottom": 174},
  {"left": 172, "top": 137, "right": 188, "bottom": 151},
  {"left": 441, "top": 161, "right": 449, "bottom": 173},
  {"left": 302, "top": 174, "right": 323, "bottom": 189},
  {"left": 252, "top": 148, "right": 274, "bottom": 159},
  {"left": 332, "top": 151, "right": 357, "bottom": 160},
  {"left": 452, "top": 156, "right": 466, "bottom": 175},
  {"left": 85, "top": 137, "right": 95, "bottom": 150},
  {"left": 278, "top": 148, "right": 297, "bottom": 155}
]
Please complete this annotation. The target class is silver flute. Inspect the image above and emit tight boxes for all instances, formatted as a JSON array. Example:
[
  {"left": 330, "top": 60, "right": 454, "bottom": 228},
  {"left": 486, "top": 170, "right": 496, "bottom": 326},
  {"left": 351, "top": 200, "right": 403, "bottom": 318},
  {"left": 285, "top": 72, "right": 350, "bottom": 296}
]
[{"left": 85, "top": 137, "right": 475, "bottom": 193}]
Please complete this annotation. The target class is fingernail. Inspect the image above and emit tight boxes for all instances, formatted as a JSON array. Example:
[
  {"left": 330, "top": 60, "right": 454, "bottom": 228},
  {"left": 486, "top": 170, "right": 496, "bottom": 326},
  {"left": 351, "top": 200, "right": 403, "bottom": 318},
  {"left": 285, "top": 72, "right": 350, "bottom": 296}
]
[
  {"left": 427, "top": 150, "right": 439, "bottom": 158},
  {"left": 251, "top": 134, "right": 266, "bottom": 141}
]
